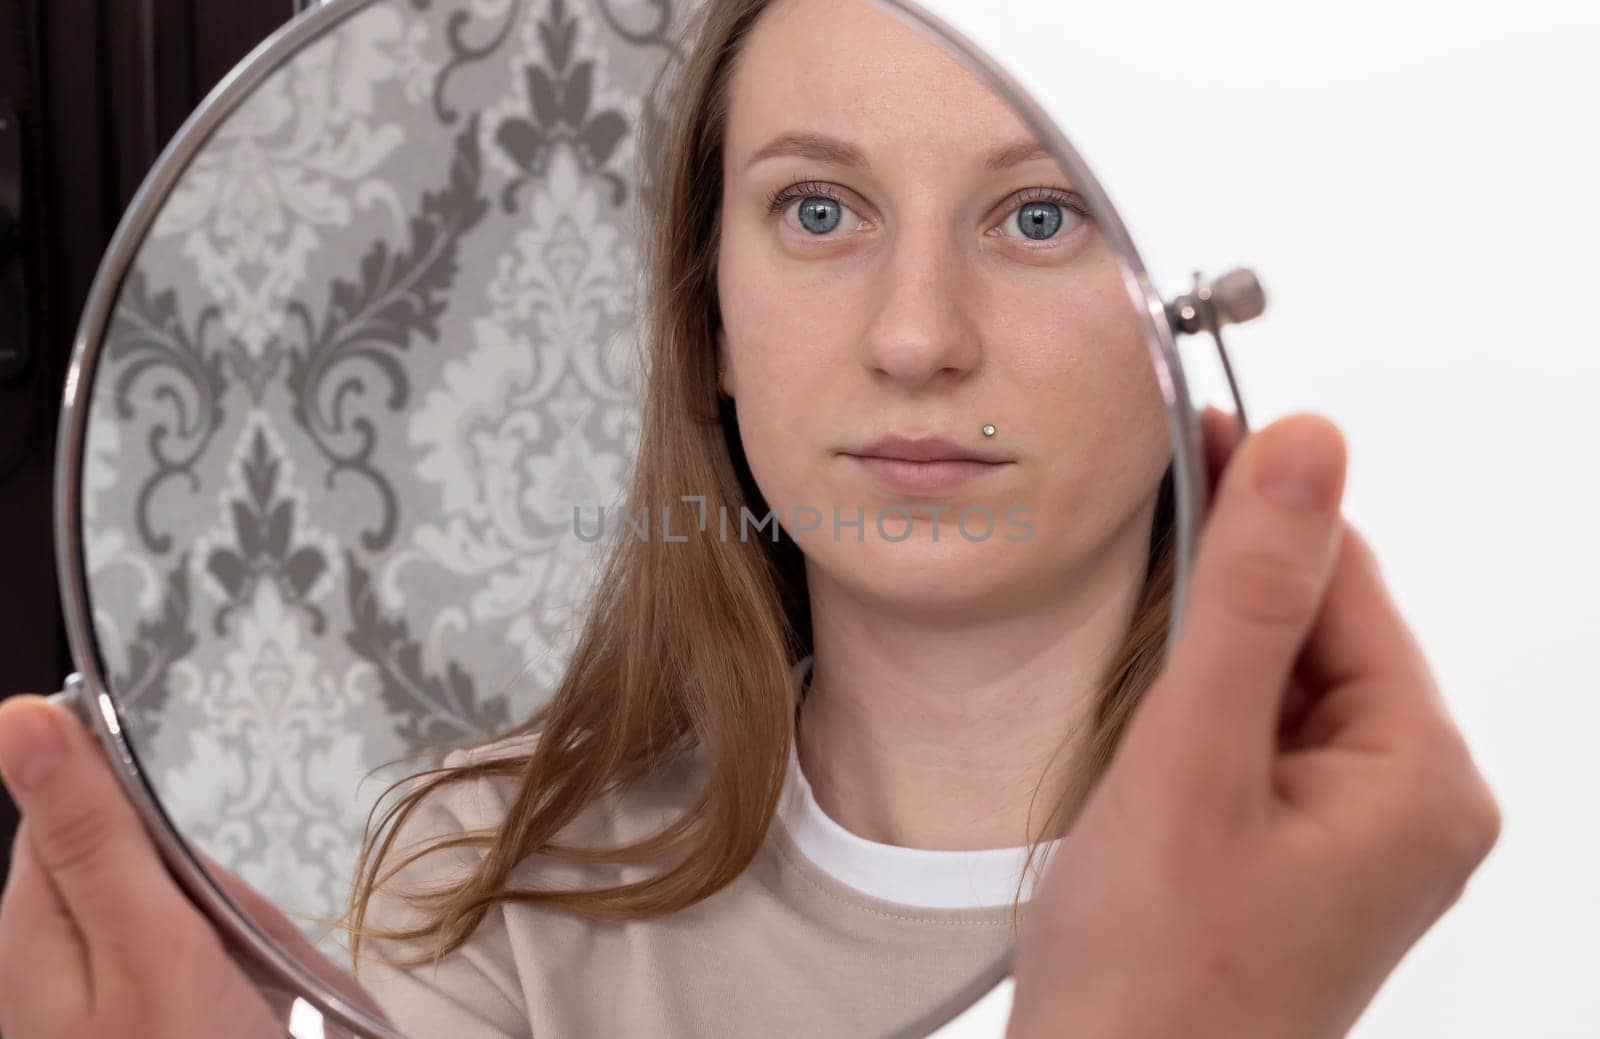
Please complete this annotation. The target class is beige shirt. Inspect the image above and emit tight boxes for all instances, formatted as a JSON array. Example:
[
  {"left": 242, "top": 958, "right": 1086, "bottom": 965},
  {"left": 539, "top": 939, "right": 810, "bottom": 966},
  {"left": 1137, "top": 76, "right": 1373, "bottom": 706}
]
[{"left": 356, "top": 656, "right": 1052, "bottom": 1038}]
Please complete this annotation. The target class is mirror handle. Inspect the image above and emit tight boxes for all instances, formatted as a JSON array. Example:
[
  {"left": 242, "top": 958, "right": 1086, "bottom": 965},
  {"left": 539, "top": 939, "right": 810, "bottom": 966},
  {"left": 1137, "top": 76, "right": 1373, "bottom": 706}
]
[
  {"left": 1166, "top": 267, "right": 1266, "bottom": 433},
  {"left": 47, "top": 672, "right": 93, "bottom": 727}
]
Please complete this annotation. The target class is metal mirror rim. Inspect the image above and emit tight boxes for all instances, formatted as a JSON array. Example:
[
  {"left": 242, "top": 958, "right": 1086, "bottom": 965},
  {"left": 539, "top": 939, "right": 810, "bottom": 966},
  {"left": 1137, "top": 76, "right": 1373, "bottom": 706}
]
[{"left": 48, "top": 1, "right": 1207, "bottom": 1037}]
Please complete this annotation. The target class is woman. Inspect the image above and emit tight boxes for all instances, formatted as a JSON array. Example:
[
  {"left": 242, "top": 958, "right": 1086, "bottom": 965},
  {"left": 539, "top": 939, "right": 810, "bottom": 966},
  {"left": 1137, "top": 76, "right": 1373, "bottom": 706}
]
[{"left": 0, "top": 0, "right": 1500, "bottom": 1037}]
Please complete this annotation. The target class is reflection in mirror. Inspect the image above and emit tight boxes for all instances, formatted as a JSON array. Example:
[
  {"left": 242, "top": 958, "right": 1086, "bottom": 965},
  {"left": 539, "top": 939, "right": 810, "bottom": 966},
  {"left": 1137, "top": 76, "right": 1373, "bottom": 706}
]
[{"left": 73, "top": 0, "right": 1181, "bottom": 1035}]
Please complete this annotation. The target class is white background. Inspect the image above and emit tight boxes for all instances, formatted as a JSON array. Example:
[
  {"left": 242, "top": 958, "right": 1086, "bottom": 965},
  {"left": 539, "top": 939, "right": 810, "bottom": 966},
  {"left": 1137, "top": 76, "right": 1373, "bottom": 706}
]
[{"left": 907, "top": 0, "right": 1600, "bottom": 1036}]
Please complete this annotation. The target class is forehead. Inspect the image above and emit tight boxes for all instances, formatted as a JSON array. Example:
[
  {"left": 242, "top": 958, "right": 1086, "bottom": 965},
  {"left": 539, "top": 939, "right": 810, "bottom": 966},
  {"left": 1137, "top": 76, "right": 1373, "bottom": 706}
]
[{"left": 725, "top": 0, "right": 1038, "bottom": 168}]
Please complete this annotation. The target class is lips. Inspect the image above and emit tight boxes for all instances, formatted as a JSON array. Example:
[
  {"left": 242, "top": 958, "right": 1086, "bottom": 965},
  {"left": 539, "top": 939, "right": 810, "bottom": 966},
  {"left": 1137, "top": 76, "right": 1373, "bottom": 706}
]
[
  {"left": 845, "top": 456, "right": 1007, "bottom": 494},
  {"left": 847, "top": 433, "right": 1009, "bottom": 464},
  {"left": 840, "top": 434, "right": 1013, "bottom": 495}
]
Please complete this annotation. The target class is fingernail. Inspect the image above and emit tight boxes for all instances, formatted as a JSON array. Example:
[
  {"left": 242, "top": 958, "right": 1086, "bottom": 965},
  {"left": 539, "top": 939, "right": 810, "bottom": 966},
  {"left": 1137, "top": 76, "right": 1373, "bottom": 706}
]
[
  {"left": 0, "top": 703, "right": 68, "bottom": 792},
  {"left": 1251, "top": 422, "right": 1340, "bottom": 512}
]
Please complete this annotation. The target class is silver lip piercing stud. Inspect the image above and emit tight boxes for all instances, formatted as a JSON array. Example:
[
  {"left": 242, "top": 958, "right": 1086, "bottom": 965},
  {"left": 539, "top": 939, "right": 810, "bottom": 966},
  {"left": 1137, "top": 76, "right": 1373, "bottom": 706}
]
[{"left": 981, "top": 424, "right": 996, "bottom": 437}]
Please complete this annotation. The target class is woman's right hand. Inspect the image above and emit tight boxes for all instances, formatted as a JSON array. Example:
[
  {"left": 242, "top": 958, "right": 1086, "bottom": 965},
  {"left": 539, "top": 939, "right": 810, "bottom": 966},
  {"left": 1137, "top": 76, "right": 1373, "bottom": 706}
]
[{"left": 1006, "top": 409, "right": 1502, "bottom": 1038}]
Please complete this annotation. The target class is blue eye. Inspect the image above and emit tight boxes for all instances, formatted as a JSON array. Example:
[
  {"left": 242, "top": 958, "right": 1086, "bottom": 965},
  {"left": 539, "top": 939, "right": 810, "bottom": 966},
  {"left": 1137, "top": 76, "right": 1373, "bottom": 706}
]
[
  {"left": 768, "top": 181, "right": 864, "bottom": 238},
  {"left": 798, "top": 197, "right": 842, "bottom": 234},
  {"left": 998, "top": 189, "right": 1089, "bottom": 244},
  {"left": 1018, "top": 201, "right": 1063, "bottom": 240}
]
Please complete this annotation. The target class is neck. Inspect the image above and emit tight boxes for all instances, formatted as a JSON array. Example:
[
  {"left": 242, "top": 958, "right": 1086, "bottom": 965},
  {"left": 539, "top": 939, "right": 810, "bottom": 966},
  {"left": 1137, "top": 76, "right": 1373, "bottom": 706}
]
[{"left": 795, "top": 516, "right": 1154, "bottom": 852}]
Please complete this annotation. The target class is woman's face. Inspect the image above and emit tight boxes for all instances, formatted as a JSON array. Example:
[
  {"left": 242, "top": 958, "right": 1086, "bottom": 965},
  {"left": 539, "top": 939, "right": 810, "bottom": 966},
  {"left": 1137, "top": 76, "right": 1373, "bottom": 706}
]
[{"left": 716, "top": 0, "right": 1171, "bottom": 620}]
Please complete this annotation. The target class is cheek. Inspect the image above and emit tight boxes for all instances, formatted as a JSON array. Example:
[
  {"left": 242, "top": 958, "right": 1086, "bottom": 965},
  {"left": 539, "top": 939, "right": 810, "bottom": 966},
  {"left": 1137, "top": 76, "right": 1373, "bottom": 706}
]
[
  {"left": 716, "top": 235, "right": 858, "bottom": 510},
  {"left": 1001, "top": 272, "right": 1170, "bottom": 509},
  {"left": 1007, "top": 276, "right": 1161, "bottom": 421},
  {"left": 718, "top": 229, "right": 860, "bottom": 386}
]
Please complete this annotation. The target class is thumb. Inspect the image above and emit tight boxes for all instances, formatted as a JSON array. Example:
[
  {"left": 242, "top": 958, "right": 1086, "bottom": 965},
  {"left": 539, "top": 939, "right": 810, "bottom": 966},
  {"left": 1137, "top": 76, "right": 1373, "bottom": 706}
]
[
  {"left": 0, "top": 695, "right": 191, "bottom": 953},
  {"left": 1150, "top": 413, "right": 1348, "bottom": 805}
]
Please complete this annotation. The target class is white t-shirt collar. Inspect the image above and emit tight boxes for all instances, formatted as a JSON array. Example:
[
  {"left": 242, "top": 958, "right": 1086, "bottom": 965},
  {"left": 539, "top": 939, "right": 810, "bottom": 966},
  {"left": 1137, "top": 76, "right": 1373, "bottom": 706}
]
[{"left": 777, "top": 653, "right": 1063, "bottom": 910}]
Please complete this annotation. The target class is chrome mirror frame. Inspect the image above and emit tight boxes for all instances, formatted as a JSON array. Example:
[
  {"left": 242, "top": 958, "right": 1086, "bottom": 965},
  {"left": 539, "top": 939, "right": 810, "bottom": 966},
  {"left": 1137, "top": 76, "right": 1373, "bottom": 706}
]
[{"left": 44, "top": 1, "right": 1259, "bottom": 1036}]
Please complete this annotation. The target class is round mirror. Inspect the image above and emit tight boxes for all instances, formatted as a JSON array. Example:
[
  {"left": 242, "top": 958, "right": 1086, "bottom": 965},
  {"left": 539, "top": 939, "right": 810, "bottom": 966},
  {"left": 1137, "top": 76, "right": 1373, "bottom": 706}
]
[{"left": 53, "top": 0, "right": 1254, "bottom": 1035}]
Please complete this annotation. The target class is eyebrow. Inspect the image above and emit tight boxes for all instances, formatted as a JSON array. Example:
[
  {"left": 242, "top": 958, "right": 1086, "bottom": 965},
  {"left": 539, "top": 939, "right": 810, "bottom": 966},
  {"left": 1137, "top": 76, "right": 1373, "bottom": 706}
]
[{"left": 744, "top": 131, "right": 1057, "bottom": 173}]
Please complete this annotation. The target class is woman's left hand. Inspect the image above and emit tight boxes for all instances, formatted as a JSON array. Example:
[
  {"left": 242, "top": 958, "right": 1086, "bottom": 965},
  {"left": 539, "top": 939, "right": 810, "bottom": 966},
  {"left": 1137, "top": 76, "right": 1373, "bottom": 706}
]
[{"left": 0, "top": 694, "right": 381, "bottom": 1038}]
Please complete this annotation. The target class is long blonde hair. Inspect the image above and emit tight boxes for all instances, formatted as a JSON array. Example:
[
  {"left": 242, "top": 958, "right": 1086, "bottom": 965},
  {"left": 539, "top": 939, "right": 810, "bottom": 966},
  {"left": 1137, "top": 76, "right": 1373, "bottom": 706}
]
[{"left": 339, "top": 0, "right": 1175, "bottom": 971}]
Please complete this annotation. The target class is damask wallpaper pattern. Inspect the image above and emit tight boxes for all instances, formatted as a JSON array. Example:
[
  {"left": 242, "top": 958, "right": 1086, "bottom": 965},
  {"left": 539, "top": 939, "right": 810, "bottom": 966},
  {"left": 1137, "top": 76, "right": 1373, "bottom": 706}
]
[{"left": 78, "top": 0, "right": 692, "bottom": 940}]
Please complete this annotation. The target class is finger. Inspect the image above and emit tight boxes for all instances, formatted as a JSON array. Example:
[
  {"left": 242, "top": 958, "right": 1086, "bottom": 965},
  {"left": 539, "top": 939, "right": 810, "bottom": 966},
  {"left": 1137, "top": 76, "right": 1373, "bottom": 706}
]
[
  {"left": 1284, "top": 521, "right": 1447, "bottom": 749},
  {"left": 1302, "top": 523, "right": 1429, "bottom": 693},
  {"left": 0, "top": 820, "right": 89, "bottom": 1023},
  {"left": 1152, "top": 413, "right": 1349, "bottom": 800},
  {"left": 0, "top": 696, "right": 198, "bottom": 959}
]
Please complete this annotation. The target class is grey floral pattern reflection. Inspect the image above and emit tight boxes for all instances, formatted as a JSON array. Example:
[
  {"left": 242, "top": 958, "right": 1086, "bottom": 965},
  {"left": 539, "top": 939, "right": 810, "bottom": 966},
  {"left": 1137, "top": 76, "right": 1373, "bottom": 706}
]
[{"left": 79, "top": 0, "right": 688, "bottom": 947}]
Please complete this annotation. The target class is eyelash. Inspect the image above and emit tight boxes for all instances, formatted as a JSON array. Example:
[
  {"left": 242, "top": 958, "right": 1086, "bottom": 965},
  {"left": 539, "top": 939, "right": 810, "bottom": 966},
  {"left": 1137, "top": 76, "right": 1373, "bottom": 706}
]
[{"left": 763, "top": 179, "right": 1091, "bottom": 231}]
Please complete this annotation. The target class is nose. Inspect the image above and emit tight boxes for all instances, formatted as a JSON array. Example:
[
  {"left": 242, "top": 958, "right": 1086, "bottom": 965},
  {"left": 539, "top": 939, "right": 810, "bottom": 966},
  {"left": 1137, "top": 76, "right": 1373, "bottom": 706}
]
[{"left": 860, "top": 223, "right": 982, "bottom": 392}]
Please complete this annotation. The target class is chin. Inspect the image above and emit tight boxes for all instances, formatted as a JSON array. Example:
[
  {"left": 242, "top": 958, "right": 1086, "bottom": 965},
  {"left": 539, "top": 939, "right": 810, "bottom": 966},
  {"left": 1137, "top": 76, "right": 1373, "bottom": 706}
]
[{"left": 815, "top": 535, "right": 1044, "bottom": 617}]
